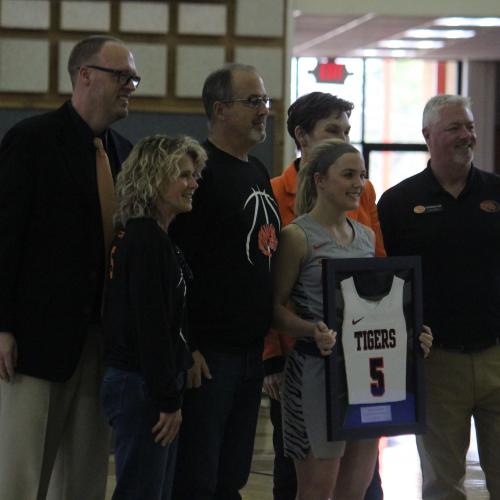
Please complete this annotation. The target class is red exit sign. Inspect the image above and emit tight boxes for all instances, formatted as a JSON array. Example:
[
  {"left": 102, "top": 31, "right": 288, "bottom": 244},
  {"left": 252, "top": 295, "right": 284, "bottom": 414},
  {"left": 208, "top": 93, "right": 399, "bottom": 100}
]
[{"left": 309, "top": 59, "right": 352, "bottom": 84}]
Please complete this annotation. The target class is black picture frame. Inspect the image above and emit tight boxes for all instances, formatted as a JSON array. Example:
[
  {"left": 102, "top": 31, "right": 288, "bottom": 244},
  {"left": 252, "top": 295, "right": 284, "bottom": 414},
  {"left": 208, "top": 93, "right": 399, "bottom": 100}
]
[{"left": 322, "top": 256, "right": 425, "bottom": 441}]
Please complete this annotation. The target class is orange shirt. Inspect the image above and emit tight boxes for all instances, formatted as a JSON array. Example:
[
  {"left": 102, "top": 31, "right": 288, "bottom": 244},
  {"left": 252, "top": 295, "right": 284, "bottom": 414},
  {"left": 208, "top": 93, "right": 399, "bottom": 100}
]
[{"left": 264, "top": 160, "right": 386, "bottom": 370}]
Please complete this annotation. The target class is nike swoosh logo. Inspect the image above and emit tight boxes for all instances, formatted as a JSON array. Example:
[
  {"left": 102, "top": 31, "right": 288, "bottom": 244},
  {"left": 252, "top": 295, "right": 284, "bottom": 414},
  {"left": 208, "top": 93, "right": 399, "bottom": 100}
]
[
  {"left": 312, "top": 242, "right": 328, "bottom": 250},
  {"left": 352, "top": 317, "right": 364, "bottom": 325}
]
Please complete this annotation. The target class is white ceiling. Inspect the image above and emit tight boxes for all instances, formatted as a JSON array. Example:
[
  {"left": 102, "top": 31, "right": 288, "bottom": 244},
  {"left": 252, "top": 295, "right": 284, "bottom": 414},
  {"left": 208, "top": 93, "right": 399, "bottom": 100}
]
[{"left": 293, "top": 14, "right": 500, "bottom": 60}]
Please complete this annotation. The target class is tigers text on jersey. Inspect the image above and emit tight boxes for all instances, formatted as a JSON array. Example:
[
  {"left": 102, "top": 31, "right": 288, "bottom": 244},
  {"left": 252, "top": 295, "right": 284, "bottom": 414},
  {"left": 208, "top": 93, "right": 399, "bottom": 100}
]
[{"left": 341, "top": 276, "right": 407, "bottom": 404}]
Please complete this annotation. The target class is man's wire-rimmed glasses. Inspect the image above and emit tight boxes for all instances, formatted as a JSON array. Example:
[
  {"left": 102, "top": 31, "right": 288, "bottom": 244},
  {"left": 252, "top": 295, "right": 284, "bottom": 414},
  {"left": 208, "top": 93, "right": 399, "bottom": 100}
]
[{"left": 220, "top": 95, "right": 272, "bottom": 109}]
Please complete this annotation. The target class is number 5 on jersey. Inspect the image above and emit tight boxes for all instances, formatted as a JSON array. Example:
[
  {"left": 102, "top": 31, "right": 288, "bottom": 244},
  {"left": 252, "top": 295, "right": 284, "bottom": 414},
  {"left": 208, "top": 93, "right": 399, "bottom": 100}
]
[{"left": 370, "top": 357, "right": 385, "bottom": 397}]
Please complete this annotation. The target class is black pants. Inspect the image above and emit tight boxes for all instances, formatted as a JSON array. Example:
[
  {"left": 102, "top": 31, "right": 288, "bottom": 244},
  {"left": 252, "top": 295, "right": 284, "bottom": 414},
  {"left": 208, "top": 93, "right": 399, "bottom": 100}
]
[
  {"left": 173, "top": 349, "right": 264, "bottom": 500},
  {"left": 270, "top": 397, "right": 383, "bottom": 500},
  {"left": 270, "top": 398, "right": 296, "bottom": 500}
]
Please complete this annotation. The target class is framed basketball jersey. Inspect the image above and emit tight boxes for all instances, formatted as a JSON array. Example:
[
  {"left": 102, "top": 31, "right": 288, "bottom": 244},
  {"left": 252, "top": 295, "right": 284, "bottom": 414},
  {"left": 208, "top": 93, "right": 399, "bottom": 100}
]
[{"left": 322, "top": 256, "right": 425, "bottom": 441}]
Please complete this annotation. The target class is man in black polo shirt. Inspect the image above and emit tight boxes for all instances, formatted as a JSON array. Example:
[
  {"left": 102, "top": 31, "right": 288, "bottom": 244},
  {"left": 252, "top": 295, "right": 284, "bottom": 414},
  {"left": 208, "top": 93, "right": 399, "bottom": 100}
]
[{"left": 378, "top": 94, "right": 500, "bottom": 499}]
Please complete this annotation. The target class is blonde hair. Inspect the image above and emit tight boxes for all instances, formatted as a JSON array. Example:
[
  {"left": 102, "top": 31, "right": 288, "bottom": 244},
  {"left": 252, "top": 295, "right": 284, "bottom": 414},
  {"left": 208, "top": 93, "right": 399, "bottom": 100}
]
[
  {"left": 114, "top": 134, "right": 206, "bottom": 228},
  {"left": 295, "top": 139, "right": 360, "bottom": 215}
]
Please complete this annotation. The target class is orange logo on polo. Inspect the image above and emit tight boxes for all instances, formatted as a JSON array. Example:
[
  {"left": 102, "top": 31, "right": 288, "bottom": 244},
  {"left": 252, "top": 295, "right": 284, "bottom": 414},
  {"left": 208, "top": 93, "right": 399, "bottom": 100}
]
[
  {"left": 413, "top": 205, "right": 426, "bottom": 214},
  {"left": 480, "top": 200, "right": 500, "bottom": 213}
]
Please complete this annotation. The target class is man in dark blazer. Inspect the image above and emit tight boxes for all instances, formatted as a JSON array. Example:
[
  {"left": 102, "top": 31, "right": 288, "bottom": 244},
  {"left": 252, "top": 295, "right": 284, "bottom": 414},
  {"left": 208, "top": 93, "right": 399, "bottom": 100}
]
[{"left": 0, "top": 36, "right": 138, "bottom": 500}]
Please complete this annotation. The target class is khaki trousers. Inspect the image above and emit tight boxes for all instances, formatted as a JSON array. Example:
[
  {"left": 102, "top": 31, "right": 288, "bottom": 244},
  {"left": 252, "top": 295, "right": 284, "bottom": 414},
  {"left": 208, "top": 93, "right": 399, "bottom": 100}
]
[
  {"left": 0, "top": 328, "right": 111, "bottom": 500},
  {"left": 416, "top": 345, "right": 500, "bottom": 500}
]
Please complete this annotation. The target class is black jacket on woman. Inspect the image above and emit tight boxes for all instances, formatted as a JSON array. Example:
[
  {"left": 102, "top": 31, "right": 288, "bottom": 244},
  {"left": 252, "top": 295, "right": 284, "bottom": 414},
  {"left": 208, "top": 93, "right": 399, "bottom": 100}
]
[{"left": 103, "top": 217, "right": 192, "bottom": 412}]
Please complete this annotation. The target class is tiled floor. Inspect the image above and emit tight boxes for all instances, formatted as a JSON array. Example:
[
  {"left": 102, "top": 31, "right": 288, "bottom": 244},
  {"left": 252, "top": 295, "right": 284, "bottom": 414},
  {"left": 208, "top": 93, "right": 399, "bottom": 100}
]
[{"left": 105, "top": 398, "right": 489, "bottom": 500}]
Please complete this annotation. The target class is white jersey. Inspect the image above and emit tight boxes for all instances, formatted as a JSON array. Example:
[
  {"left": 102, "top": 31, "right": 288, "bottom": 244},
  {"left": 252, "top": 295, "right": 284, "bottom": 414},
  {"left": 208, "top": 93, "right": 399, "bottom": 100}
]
[{"left": 341, "top": 276, "right": 407, "bottom": 404}]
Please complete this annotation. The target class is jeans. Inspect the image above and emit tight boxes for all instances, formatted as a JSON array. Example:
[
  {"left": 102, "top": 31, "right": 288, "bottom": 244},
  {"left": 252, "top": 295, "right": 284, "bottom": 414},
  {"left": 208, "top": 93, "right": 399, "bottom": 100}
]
[
  {"left": 270, "top": 397, "right": 297, "bottom": 500},
  {"left": 101, "top": 368, "right": 182, "bottom": 500},
  {"left": 173, "top": 347, "right": 264, "bottom": 500}
]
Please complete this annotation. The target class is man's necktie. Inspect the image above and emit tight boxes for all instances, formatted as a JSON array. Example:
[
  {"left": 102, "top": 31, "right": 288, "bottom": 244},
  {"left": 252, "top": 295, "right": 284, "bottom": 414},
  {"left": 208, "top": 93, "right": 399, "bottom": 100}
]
[{"left": 94, "top": 137, "right": 116, "bottom": 264}]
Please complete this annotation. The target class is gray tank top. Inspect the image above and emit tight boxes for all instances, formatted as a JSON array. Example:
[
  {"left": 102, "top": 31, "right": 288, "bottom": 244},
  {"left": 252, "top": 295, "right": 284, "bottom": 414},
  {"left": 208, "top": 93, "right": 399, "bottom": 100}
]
[{"left": 290, "top": 213, "right": 375, "bottom": 329}]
